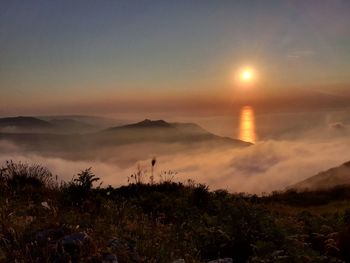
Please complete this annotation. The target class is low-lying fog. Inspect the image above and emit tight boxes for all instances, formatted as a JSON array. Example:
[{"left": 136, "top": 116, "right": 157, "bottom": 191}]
[{"left": 1, "top": 109, "right": 350, "bottom": 194}]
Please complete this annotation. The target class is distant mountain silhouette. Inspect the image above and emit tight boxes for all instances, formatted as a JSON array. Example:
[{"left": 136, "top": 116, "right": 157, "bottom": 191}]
[
  {"left": 0, "top": 116, "right": 53, "bottom": 132},
  {"left": 106, "top": 119, "right": 207, "bottom": 133},
  {"left": 106, "top": 119, "right": 210, "bottom": 133},
  {"left": 0, "top": 118, "right": 250, "bottom": 163},
  {"left": 102, "top": 119, "right": 247, "bottom": 146},
  {"left": 289, "top": 161, "right": 350, "bottom": 191}
]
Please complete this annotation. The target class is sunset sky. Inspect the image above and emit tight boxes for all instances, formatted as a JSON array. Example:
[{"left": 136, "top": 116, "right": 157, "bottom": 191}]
[{"left": 1, "top": 0, "right": 350, "bottom": 116}]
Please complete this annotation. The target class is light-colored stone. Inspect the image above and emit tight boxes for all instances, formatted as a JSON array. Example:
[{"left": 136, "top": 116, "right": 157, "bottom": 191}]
[{"left": 208, "top": 258, "right": 233, "bottom": 263}]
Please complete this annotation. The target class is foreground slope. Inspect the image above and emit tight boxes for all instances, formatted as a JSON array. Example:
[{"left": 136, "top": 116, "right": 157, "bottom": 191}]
[{"left": 2, "top": 161, "right": 350, "bottom": 262}]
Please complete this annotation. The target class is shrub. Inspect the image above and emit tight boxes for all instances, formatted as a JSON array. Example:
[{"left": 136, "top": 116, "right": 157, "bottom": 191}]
[
  {"left": 0, "top": 160, "right": 53, "bottom": 192},
  {"left": 73, "top": 168, "right": 100, "bottom": 193},
  {"left": 61, "top": 168, "right": 100, "bottom": 205}
]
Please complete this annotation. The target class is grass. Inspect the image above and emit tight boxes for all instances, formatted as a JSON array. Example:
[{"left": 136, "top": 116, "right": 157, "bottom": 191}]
[{"left": 1, "top": 161, "right": 350, "bottom": 262}]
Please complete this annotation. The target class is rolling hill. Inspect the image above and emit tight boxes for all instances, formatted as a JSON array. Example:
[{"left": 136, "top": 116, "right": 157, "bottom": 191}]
[
  {"left": 101, "top": 119, "right": 249, "bottom": 146},
  {"left": 0, "top": 116, "right": 53, "bottom": 132}
]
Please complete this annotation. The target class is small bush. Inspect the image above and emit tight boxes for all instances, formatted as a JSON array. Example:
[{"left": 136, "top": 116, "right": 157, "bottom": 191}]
[
  {"left": 61, "top": 168, "right": 100, "bottom": 206},
  {"left": 73, "top": 168, "right": 100, "bottom": 193},
  {"left": 0, "top": 160, "right": 53, "bottom": 192}
]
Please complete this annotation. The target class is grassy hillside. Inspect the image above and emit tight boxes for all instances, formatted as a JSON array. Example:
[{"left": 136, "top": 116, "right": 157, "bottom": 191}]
[{"left": 1, "top": 161, "right": 350, "bottom": 262}]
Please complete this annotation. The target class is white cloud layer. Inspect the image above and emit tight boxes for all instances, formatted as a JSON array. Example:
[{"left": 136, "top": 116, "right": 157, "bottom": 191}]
[{"left": 1, "top": 130, "right": 349, "bottom": 194}]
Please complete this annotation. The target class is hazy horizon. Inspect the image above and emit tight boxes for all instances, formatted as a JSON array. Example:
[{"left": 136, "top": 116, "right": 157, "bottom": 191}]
[{"left": 1, "top": 0, "right": 350, "bottom": 117}]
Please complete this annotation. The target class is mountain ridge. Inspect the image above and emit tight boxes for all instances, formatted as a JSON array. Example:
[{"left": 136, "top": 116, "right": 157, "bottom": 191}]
[
  {"left": 107, "top": 119, "right": 173, "bottom": 130},
  {"left": 289, "top": 161, "right": 350, "bottom": 191}
]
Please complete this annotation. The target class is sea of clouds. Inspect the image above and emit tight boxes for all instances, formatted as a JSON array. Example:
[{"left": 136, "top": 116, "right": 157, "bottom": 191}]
[{"left": 0, "top": 118, "right": 349, "bottom": 194}]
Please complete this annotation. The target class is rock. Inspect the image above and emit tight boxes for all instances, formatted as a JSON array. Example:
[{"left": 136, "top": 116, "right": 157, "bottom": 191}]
[
  {"left": 41, "top": 201, "right": 51, "bottom": 210},
  {"left": 208, "top": 258, "right": 233, "bottom": 263},
  {"left": 172, "top": 259, "right": 185, "bottom": 263},
  {"left": 102, "top": 253, "right": 118, "bottom": 263}
]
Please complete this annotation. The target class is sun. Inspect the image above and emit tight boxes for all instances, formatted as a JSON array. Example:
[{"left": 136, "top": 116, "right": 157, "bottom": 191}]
[
  {"left": 232, "top": 66, "right": 257, "bottom": 86},
  {"left": 240, "top": 68, "right": 254, "bottom": 83}
]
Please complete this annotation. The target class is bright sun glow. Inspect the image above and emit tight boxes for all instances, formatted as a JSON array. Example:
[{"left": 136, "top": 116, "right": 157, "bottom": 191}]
[
  {"left": 232, "top": 65, "right": 257, "bottom": 86},
  {"left": 240, "top": 68, "right": 254, "bottom": 82}
]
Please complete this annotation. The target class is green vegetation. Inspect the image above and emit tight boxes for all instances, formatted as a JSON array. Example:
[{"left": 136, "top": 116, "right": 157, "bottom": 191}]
[{"left": 1, "top": 161, "right": 350, "bottom": 262}]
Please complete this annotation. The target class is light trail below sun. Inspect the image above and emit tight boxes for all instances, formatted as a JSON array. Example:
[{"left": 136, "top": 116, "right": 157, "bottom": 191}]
[{"left": 239, "top": 106, "right": 257, "bottom": 143}]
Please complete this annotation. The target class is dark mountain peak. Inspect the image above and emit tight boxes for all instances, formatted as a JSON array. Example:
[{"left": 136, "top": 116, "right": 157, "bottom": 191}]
[
  {"left": 142, "top": 119, "right": 169, "bottom": 125},
  {"left": 121, "top": 119, "right": 173, "bottom": 129}
]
